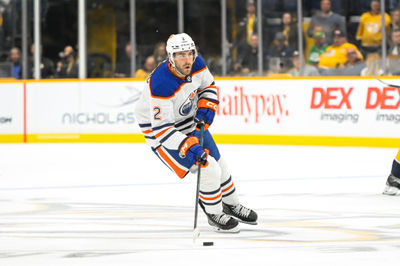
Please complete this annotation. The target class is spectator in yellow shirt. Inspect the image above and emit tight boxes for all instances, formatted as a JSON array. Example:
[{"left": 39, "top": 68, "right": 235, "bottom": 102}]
[
  {"left": 319, "top": 29, "right": 363, "bottom": 69},
  {"left": 135, "top": 55, "right": 157, "bottom": 79},
  {"left": 356, "top": 0, "right": 391, "bottom": 55}
]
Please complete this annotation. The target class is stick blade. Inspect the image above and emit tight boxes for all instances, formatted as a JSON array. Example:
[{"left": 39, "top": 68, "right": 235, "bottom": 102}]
[{"left": 193, "top": 228, "right": 200, "bottom": 244}]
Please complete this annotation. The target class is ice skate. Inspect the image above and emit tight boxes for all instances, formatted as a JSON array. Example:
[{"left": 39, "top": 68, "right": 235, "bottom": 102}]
[
  {"left": 222, "top": 202, "right": 258, "bottom": 225},
  {"left": 199, "top": 201, "right": 240, "bottom": 233},
  {"left": 383, "top": 174, "right": 400, "bottom": 196}
]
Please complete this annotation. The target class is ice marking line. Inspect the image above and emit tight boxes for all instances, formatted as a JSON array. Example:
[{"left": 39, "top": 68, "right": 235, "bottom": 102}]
[
  {"left": 239, "top": 175, "right": 381, "bottom": 183},
  {"left": 0, "top": 175, "right": 381, "bottom": 191},
  {"left": 0, "top": 183, "right": 179, "bottom": 191}
]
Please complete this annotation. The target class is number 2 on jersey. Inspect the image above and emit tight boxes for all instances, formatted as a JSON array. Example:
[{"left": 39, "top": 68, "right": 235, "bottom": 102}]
[{"left": 153, "top": 106, "right": 162, "bottom": 120}]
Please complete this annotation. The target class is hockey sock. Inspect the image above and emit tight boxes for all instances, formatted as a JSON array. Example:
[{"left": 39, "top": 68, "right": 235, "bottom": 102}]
[
  {"left": 218, "top": 158, "right": 239, "bottom": 206},
  {"left": 199, "top": 156, "right": 223, "bottom": 214},
  {"left": 392, "top": 150, "right": 400, "bottom": 177}
]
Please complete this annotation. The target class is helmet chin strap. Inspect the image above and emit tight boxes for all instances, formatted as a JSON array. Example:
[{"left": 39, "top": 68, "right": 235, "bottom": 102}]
[
  {"left": 174, "top": 65, "right": 187, "bottom": 77},
  {"left": 169, "top": 56, "right": 191, "bottom": 77}
]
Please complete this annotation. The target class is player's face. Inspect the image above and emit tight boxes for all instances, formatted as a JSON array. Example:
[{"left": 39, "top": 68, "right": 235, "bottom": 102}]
[{"left": 174, "top": 50, "right": 194, "bottom": 76}]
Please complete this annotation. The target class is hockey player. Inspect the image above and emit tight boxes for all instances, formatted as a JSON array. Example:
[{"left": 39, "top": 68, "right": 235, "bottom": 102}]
[
  {"left": 135, "top": 33, "right": 257, "bottom": 232},
  {"left": 383, "top": 149, "right": 400, "bottom": 195}
]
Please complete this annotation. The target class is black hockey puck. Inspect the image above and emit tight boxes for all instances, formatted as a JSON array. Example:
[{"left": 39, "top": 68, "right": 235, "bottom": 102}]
[{"left": 203, "top": 241, "right": 214, "bottom": 246}]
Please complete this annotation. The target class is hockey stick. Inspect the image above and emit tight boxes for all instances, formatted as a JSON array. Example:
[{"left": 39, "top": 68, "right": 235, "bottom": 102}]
[
  {"left": 373, "top": 75, "right": 400, "bottom": 88},
  {"left": 193, "top": 120, "right": 205, "bottom": 243}
]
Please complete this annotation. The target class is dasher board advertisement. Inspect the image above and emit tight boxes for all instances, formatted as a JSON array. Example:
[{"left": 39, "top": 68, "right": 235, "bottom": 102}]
[
  {"left": 26, "top": 81, "right": 143, "bottom": 136},
  {"left": 2, "top": 77, "right": 399, "bottom": 145},
  {"left": 213, "top": 78, "right": 400, "bottom": 139},
  {"left": 0, "top": 82, "right": 24, "bottom": 142}
]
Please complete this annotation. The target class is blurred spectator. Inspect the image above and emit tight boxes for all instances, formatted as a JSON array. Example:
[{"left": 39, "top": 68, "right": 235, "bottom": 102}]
[
  {"left": 235, "top": 0, "right": 258, "bottom": 54},
  {"left": 391, "top": 9, "right": 400, "bottom": 33},
  {"left": 55, "top": 45, "right": 78, "bottom": 78},
  {"left": 360, "top": 53, "right": 383, "bottom": 76},
  {"left": 280, "top": 12, "right": 303, "bottom": 50},
  {"left": 29, "top": 44, "right": 55, "bottom": 79},
  {"left": 135, "top": 55, "right": 156, "bottom": 79},
  {"left": 234, "top": 33, "right": 259, "bottom": 76},
  {"left": 153, "top": 42, "right": 167, "bottom": 65},
  {"left": 115, "top": 43, "right": 138, "bottom": 78},
  {"left": 389, "top": 28, "right": 400, "bottom": 55},
  {"left": 307, "top": 0, "right": 346, "bottom": 45},
  {"left": 341, "top": 48, "right": 367, "bottom": 75},
  {"left": 389, "top": 0, "right": 400, "bottom": 9},
  {"left": 9, "top": 47, "right": 21, "bottom": 79},
  {"left": 356, "top": 0, "right": 391, "bottom": 56},
  {"left": 287, "top": 50, "right": 320, "bottom": 76},
  {"left": 319, "top": 29, "right": 363, "bottom": 70},
  {"left": 387, "top": 56, "right": 400, "bottom": 75},
  {"left": 387, "top": 28, "right": 400, "bottom": 75},
  {"left": 0, "top": 5, "right": 4, "bottom": 51},
  {"left": 307, "top": 30, "right": 329, "bottom": 66},
  {"left": 267, "top": 32, "right": 293, "bottom": 73}
]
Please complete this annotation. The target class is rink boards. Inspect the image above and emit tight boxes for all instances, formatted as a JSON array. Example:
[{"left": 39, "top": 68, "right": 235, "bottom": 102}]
[{"left": 0, "top": 77, "right": 399, "bottom": 147}]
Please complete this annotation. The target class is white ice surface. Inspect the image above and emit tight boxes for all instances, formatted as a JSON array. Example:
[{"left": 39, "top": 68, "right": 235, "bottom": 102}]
[{"left": 0, "top": 143, "right": 399, "bottom": 265}]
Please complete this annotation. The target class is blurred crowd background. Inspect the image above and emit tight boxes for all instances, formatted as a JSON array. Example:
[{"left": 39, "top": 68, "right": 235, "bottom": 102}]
[{"left": 1, "top": 0, "right": 400, "bottom": 79}]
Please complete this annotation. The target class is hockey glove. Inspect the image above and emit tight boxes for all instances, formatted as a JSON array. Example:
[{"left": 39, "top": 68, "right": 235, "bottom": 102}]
[
  {"left": 179, "top": 136, "right": 208, "bottom": 166},
  {"left": 195, "top": 98, "right": 219, "bottom": 131}
]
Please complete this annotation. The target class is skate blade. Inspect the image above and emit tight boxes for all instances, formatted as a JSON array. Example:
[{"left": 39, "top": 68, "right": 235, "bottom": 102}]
[
  {"left": 237, "top": 220, "right": 258, "bottom": 225},
  {"left": 383, "top": 185, "right": 400, "bottom": 196},
  {"left": 212, "top": 225, "right": 240, "bottom": 233},
  {"left": 234, "top": 216, "right": 258, "bottom": 225}
]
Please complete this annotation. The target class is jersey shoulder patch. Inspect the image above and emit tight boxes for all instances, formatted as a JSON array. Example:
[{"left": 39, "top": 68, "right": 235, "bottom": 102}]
[
  {"left": 149, "top": 62, "right": 185, "bottom": 98},
  {"left": 192, "top": 55, "right": 207, "bottom": 75}
]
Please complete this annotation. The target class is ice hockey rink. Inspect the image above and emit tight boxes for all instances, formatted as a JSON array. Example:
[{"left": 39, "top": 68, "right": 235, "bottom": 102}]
[{"left": 1, "top": 143, "right": 399, "bottom": 265}]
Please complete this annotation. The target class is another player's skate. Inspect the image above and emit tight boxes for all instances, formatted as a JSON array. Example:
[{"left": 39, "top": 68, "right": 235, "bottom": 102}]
[
  {"left": 199, "top": 201, "right": 240, "bottom": 233},
  {"left": 383, "top": 174, "right": 400, "bottom": 195},
  {"left": 222, "top": 202, "right": 258, "bottom": 225}
]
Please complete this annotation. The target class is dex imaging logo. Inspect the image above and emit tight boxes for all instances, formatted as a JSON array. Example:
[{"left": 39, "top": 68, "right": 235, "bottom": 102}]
[
  {"left": 366, "top": 87, "right": 400, "bottom": 124},
  {"left": 311, "top": 87, "right": 353, "bottom": 109},
  {"left": 310, "top": 87, "right": 359, "bottom": 123},
  {"left": 366, "top": 87, "right": 400, "bottom": 110}
]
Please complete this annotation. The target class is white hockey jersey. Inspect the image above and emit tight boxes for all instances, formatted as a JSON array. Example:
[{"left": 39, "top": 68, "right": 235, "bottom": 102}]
[{"left": 135, "top": 56, "right": 217, "bottom": 150}]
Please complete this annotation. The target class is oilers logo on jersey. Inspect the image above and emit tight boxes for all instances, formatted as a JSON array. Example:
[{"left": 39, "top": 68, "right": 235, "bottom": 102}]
[{"left": 179, "top": 91, "right": 196, "bottom": 116}]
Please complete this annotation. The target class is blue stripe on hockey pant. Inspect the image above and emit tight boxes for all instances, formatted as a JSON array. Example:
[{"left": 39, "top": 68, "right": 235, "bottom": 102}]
[
  {"left": 189, "top": 130, "right": 221, "bottom": 161},
  {"left": 151, "top": 130, "right": 221, "bottom": 178}
]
